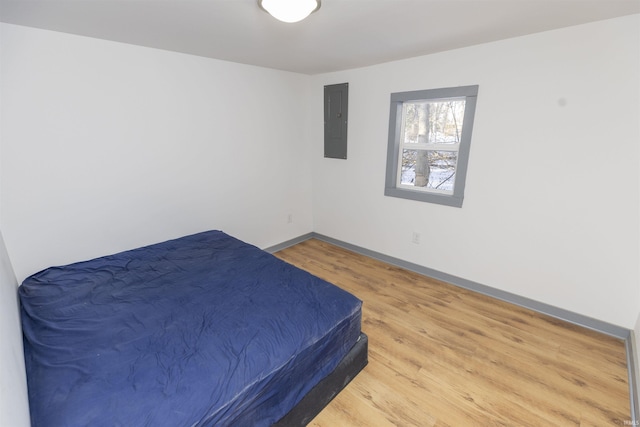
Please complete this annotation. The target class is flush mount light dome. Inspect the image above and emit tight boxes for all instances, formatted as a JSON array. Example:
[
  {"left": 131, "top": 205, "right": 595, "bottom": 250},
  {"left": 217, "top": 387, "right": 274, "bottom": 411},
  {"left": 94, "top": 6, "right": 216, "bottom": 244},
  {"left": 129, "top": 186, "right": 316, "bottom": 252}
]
[{"left": 258, "top": 0, "right": 321, "bottom": 23}]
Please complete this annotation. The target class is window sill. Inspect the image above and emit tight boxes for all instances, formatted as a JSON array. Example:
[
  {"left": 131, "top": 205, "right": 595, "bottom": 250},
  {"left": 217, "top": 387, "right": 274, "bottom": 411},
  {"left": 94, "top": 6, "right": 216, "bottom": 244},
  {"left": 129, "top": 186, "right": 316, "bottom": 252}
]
[{"left": 384, "top": 187, "right": 464, "bottom": 208}]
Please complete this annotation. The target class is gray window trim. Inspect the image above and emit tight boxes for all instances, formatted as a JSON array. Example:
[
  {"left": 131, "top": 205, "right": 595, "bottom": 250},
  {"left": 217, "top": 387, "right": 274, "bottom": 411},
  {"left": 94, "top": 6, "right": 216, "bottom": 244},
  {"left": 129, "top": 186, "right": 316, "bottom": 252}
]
[{"left": 384, "top": 85, "right": 479, "bottom": 208}]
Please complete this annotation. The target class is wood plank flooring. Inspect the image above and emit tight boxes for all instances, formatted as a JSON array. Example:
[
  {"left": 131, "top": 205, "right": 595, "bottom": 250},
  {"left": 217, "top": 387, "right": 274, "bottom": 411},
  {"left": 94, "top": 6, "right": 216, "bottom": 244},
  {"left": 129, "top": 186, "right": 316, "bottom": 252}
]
[{"left": 274, "top": 239, "right": 631, "bottom": 426}]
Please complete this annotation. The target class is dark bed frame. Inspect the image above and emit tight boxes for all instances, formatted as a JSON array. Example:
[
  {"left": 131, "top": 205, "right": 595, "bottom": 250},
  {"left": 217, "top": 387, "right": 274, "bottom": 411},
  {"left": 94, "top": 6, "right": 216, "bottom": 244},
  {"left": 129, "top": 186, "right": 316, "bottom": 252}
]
[{"left": 274, "top": 333, "right": 369, "bottom": 426}]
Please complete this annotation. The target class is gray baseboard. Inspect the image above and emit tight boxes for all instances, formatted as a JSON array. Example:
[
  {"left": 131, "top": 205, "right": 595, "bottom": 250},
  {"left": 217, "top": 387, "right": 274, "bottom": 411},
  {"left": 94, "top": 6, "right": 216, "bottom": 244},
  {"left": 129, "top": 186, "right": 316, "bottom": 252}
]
[
  {"left": 263, "top": 232, "right": 315, "bottom": 254},
  {"left": 312, "top": 233, "right": 629, "bottom": 338},
  {"left": 267, "top": 232, "right": 638, "bottom": 423},
  {"left": 627, "top": 335, "right": 640, "bottom": 425}
]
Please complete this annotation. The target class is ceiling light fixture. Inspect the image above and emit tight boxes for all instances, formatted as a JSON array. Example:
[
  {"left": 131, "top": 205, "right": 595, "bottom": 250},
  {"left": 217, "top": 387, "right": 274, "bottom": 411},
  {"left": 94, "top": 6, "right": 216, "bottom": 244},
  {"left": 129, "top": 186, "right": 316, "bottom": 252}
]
[{"left": 258, "top": 0, "right": 321, "bottom": 23}]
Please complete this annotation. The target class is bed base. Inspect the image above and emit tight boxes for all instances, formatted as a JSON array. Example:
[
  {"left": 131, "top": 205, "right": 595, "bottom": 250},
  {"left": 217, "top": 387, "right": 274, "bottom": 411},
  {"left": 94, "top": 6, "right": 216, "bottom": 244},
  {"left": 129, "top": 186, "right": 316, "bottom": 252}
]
[{"left": 274, "top": 332, "right": 368, "bottom": 426}]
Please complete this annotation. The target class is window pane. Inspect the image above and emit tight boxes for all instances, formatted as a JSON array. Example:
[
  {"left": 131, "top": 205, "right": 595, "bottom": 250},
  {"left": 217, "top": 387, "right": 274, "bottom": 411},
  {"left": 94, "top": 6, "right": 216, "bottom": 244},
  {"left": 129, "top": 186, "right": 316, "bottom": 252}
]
[
  {"left": 402, "top": 100, "right": 466, "bottom": 144},
  {"left": 400, "top": 150, "right": 458, "bottom": 191}
]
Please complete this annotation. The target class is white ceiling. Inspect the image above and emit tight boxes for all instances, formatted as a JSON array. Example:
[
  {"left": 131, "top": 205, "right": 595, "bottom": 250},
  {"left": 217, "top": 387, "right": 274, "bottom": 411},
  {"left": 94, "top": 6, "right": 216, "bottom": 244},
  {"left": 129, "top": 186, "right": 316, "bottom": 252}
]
[{"left": 1, "top": 0, "right": 639, "bottom": 75}]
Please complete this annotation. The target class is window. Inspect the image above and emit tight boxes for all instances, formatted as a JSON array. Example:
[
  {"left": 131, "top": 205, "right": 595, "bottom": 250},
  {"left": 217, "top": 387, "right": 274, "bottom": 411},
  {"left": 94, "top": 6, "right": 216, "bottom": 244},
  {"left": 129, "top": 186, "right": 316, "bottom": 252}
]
[{"left": 384, "top": 85, "right": 478, "bottom": 207}]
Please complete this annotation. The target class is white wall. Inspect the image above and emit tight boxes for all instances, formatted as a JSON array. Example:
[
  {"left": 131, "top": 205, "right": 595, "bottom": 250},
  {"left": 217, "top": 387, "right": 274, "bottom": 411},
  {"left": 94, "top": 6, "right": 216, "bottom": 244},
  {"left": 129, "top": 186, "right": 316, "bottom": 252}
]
[
  {"left": 309, "top": 15, "right": 640, "bottom": 328},
  {"left": 1, "top": 24, "right": 314, "bottom": 283},
  {"left": 0, "top": 27, "right": 31, "bottom": 427},
  {"left": 0, "top": 232, "right": 30, "bottom": 427},
  {"left": 636, "top": 38, "right": 640, "bottom": 393}
]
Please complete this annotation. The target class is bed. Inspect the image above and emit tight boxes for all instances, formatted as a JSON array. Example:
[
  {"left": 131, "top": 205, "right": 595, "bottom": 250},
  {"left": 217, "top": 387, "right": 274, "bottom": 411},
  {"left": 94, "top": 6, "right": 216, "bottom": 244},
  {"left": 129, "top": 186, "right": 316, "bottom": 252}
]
[{"left": 19, "top": 230, "right": 367, "bottom": 426}]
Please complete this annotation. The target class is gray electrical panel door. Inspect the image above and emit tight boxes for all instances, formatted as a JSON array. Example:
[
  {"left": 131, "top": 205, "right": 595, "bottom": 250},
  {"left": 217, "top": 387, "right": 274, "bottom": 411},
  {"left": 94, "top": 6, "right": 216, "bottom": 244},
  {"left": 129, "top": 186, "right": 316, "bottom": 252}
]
[{"left": 324, "top": 83, "right": 348, "bottom": 159}]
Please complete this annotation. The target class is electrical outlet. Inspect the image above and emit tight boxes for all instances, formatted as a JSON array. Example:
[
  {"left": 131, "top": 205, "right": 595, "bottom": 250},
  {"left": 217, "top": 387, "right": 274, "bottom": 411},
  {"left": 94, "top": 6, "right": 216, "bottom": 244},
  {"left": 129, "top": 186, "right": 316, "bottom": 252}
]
[
  {"left": 412, "top": 232, "right": 420, "bottom": 244},
  {"left": 287, "top": 214, "right": 293, "bottom": 224}
]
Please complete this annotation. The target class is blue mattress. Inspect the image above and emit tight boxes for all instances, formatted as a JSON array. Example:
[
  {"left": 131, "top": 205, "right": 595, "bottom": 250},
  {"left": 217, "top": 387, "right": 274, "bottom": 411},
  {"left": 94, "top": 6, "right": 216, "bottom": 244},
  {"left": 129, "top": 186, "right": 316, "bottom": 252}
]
[{"left": 20, "top": 231, "right": 362, "bottom": 426}]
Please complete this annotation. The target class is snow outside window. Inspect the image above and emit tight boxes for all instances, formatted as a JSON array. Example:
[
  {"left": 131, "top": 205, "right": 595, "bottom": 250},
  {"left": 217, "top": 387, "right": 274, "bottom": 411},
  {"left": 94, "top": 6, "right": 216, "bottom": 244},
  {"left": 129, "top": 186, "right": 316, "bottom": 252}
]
[{"left": 385, "top": 85, "right": 478, "bottom": 207}]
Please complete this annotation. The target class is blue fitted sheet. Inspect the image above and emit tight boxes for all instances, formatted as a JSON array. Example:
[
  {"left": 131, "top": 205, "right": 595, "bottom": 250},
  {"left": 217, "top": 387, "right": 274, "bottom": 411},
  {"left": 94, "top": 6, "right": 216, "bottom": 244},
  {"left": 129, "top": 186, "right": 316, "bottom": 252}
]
[{"left": 20, "top": 231, "right": 362, "bottom": 426}]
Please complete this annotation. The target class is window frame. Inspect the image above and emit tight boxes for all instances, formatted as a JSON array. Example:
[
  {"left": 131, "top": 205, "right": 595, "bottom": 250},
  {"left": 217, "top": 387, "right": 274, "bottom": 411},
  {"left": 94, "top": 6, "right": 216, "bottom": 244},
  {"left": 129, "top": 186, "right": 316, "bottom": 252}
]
[{"left": 384, "top": 85, "right": 478, "bottom": 208}]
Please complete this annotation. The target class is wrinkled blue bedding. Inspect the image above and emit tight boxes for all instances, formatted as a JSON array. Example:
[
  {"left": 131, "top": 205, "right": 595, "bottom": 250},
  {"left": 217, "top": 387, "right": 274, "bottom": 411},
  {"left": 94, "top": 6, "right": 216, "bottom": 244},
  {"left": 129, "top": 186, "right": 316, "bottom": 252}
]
[{"left": 20, "top": 231, "right": 362, "bottom": 426}]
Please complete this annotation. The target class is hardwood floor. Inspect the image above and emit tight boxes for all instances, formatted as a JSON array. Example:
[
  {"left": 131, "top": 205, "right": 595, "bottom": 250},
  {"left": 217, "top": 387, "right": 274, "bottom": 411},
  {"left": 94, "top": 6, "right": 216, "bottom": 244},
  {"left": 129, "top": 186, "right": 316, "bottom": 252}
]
[{"left": 274, "top": 239, "right": 631, "bottom": 426}]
